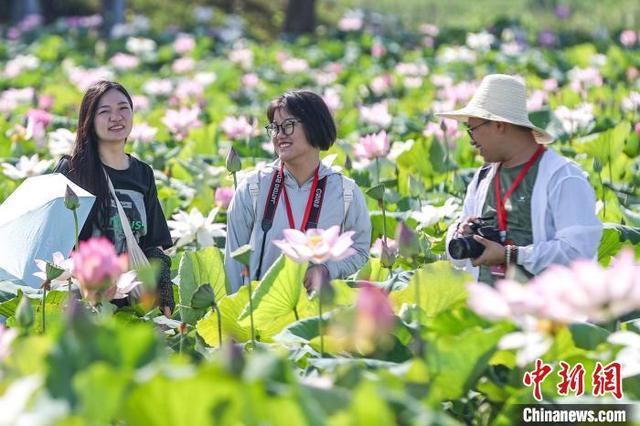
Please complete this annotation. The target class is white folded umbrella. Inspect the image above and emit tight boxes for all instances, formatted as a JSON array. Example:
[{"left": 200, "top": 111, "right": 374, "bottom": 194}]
[{"left": 0, "top": 173, "right": 95, "bottom": 287}]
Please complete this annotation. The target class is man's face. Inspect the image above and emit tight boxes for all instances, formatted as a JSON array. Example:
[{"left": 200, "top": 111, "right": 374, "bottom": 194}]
[{"left": 467, "top": 117, "right": 501, "bottom": 163}]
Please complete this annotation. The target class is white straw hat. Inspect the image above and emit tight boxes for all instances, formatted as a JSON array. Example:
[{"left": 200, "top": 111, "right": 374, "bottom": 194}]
[{"left": 436, "top": 74, "right": 554, "bottom": 144}]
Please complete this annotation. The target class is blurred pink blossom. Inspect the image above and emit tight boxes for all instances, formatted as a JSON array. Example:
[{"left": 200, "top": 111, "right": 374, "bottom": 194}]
[
  {"left": 542, "top": 78, "right": 558, "bottom": 92},
  {"left": 174, "top": 33, "right": 196, "bottom": 54},
  {"left": 338, "top": 10, "right": 363, "bottom": 31},
  {"left": 214, "top": 187, "right": 234, "bottom": 209},
  {"left": 3, "top": 54, "right": 39, "bottom": 78},
  {"left": 129, "top": 123, "right": 158, "bottom": 143},
  {"left": 322, "top": 87, "right": 342, "bottom": 112},
  {"left": 110, "top": 53, "right": 140, "bottom": 70},
  {"left": 25, "top": 109, "right": 52, "bottom": 142},
  {"left": 467, "top": 249, "right": 640, "bottom": 325},
  {"left": 370, "top": 74, "right": 393, "bottom": 96},
  {"left": 527, "top": 90, "right": 547, "bottom": 110},
  {"left": 423, "top": 118, "right": 461, "bottom": 142},
  {"left": 67, "top": 66, "right": 114, "bottom": 92},
  {"left": 568, "top": 67, "right": 603, "bottom": 92},
  {"left": 175, "top": 79, "right": 204, "bottom": 100},
  {"left": 273, "top": 225, "right": 356, "bottom": 264},
  {"left": 370, "top": 237, "right": 397, "bottom": 257},
  {"left": 38, "top": 95, "right": 54, "bottom": 110},
  {"left": 162, "top": 107, "right": 202, "bottom": 141},
  {"left": 419, "top": 24, "right": 439, "bottom": 37},
  {"left": 555, "top": 4, "right": 571, "bottom": 19},
  {"left": 620, "top": 30, "right": 637, "bottom": 47},
  {"left": 142, "top": 79, "right": 173, "bottom": 96},
  {"left": 282, "top": 58, "right": 309, "bottom": 74},
  {"left": 131, "top": 95, "right": 150, "bottom": 111},
  {"left": 354, "top": 283, "right": 395, "bottom": 351},
  {"left": 371, "top": 40, "right": 386, "bottom": 58},
  {"left": 229, "top": 48, "right": 253, "bottom": 69},
  {"left": 241, "top": 73, "right": 260, "bottom": 88},
  {"left": 635, "top": 123, "right": 640, "bottom": 137},
  {"left": 220, "top": 116, "right": 256, "bottom": 140},
  {"left": 172, "top": 57, "right": 195, "bottom": 74},
  {"left": 354, "top": 130, "right": 390, "bottom": 159},
  {"left": 359, "top": 102, "right": 392, "bottom": 128},
  {"left": 71, "top": 237, "right": 128, "bottom": 302}
]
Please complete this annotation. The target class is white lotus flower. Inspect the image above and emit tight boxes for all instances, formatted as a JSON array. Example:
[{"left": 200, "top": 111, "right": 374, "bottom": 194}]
[
  {"left": 2, "top": 154, "right": 52, "bottom": 179},
  {"left": 48, "top": 128, "right": 75, "bottom": 157},
  {"left": 167, "top": 207, "right": 226, "bottom": 248},
  {"left": 410, "top": 198, "right": 459, "bottom": 229},
  {"left": 608, "top": 331, "right": 640, "bottom": 378},
  {"left": 33, "top": 252, "right": 74, "bottom": 285}
]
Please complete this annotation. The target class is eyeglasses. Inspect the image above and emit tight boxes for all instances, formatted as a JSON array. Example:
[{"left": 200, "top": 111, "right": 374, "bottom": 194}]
[
  {"left": 465, "top": 120, "right": 491, "bottom": 138},
  {"left": 265, "top": 119, "right": 302, "bottom": 138}
]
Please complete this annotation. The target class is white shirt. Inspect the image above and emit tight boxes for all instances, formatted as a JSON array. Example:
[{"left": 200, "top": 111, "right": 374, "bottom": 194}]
[{"left": 446, "top": 148, "right": 603, "bottom": 280}]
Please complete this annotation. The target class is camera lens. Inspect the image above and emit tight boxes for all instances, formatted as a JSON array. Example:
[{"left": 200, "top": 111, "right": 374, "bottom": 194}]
[{"left": 448, "top": 238, "right": 471, "bottom": 260}]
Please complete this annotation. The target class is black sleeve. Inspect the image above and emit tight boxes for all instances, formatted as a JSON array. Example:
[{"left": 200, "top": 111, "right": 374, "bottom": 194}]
[
  {"left": 139, "top": 165, "right": 173, "bottom": 250},
  {"left": 53, "top": 156, "right": 71, "bottom": 176}
]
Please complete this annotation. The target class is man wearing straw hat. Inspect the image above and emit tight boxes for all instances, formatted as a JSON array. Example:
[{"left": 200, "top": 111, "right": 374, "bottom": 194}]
[{"left": 438, "top": 74, "right": 602, "bottom": 284}]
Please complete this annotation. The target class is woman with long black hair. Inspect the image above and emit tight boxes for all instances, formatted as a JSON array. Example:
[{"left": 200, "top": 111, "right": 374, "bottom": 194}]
[{"left": 55, "top": 80, "right": 174, "bottom": 315}]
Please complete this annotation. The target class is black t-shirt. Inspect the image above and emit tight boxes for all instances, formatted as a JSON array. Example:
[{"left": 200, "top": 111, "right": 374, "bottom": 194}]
[{"left": 55, "top": 155, "right": 173, "bottom": 254}]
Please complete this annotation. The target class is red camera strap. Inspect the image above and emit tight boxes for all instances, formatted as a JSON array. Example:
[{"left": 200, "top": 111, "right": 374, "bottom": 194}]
[{"left": 495, "top": 145, "right": 545, "bottom": 234}]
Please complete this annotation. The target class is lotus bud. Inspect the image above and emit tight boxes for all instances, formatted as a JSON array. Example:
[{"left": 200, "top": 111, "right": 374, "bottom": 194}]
[
  {"left": 380, "top": 240, "right": 397, "bottom": 268},
  {"left": 308, "top": 265, "right": 334, "bottom": 305},
  {"left": 191, "top": 283, "right": 215, "bottom": 309},
  {"left": 225, "top": 147, "right": 241, "bottom": 173},
  {"left": 16, "top": 292, "right": 34, "bottom": 329},
  {"left": 395, "top": 221, "right": 420, "bottom": 258},
  {"left": 593, "top": 158, "right": 603, "bottom": 173},
  {"left": 64, "top": 185, "right": 80, "bottom": 211}
]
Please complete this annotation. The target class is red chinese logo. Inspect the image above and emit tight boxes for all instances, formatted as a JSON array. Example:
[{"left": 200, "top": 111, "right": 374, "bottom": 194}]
[
  {"left": 523, "top": 359, "right": 553, "bottom": 401},
  {"left": 523, "top": 360, "right": 623, "bottom": 400}
]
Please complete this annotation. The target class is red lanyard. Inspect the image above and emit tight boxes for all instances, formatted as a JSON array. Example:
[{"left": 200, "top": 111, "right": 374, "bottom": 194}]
[
  {"left": 281, "top": 164, "right": 320, "bottom": 232},
  {"left": 495, "top": 145, "right": 545, "bottom": 233}
]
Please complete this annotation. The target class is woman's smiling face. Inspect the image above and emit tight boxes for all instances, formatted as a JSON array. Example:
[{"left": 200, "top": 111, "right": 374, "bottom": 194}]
[{"left": 93, "top": 88, "right": 133, "bottom": 144}]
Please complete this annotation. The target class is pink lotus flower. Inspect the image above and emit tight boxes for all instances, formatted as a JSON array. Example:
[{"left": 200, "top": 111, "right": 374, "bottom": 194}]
[
  {"left": 338, "top": 10, "right": 363, "bottom": 32},
  {"left": 107, "top": 270, "right": 142, "bottom": 300},
  {"left": 354, "top": 130, "right": 390, "bottom": 160},
  {"left": 171, "top": 57, "right": 195, "bottom": 74},
  {"left": 174, "top": 34, "right": 196, "bottom": 54},
  {"left": 370, "top": 237, "right": 397, "bottom": 257},
  {"left": 423, "top": 119, "right": 461, "bottom": 142},
  {"left": 371, "top": 40, "right": 386, "bottom": 58},
  {"left": 220, "top": 115, "right": 256, "bottom": 141},
  {"left": 229, "top": 48, "right": 253, "bottom": 69},
  {"left": 370, "top": 74, "right": 392, "bottom": 96},
  {"left": 214, "top": 187, "right": 234, "bottom": 209},
  {"left": 175, "top": 79, "right": 204, "bottom": 101},
  {"left": 129, "top": 123, "right": 158, "bottom": 143},
  {"left": 527, "top": 90, "right": 548, "bottom": 110},
  {"left": 620, "top": 30, "right": 637, "bottom": 47},
  {"left": 354, "top": 283, "right": 395, "bottom": 352},
  {"left": 241, "top": 73, "right": 260, "bottom": 88},
  {"left": 468, "top": 249, "right": 640, "bottom": 325},
  {"left": 359, "top": 102, "right": 392, "bottom": 128},
  {"left": 162, "top": 107, "right": 202, "bottom": 141},
  {"left": 635, "top": 123, "right": 640, "bottom": 137},
  {"left": 71, "top": 237, "right": 128, "bottom": 302},
  {"left": 33, "top": 252, "right": 74, "bottom": 285},
  {"left": 273, "top": 225, "right": 356, "bottom": 264},
  {"left": 110, "top": 53, "right": 140, "bottom": 70},
  {"left": 281, "top": 58, "right": 309, "bottom": 74}
]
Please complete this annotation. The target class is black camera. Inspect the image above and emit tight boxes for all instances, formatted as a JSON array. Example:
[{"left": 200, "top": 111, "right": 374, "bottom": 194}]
[{"left": 448, "top": 219, "right": 503, "bottom": 260}]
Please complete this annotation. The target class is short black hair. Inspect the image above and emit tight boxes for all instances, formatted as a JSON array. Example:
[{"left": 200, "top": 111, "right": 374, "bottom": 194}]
[{"left": 266, "top": 90, "right": 336, "bottom": 151}]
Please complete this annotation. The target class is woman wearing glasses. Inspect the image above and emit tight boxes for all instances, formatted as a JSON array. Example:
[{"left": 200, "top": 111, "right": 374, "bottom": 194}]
[{"left": 224, "top": 90, "right": 371, "bottom": 293}]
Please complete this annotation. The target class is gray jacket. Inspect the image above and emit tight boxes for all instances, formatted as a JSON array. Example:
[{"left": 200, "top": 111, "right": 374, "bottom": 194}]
[{"left": 224, "top": 160, "right": 371, "bottom": 293}]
